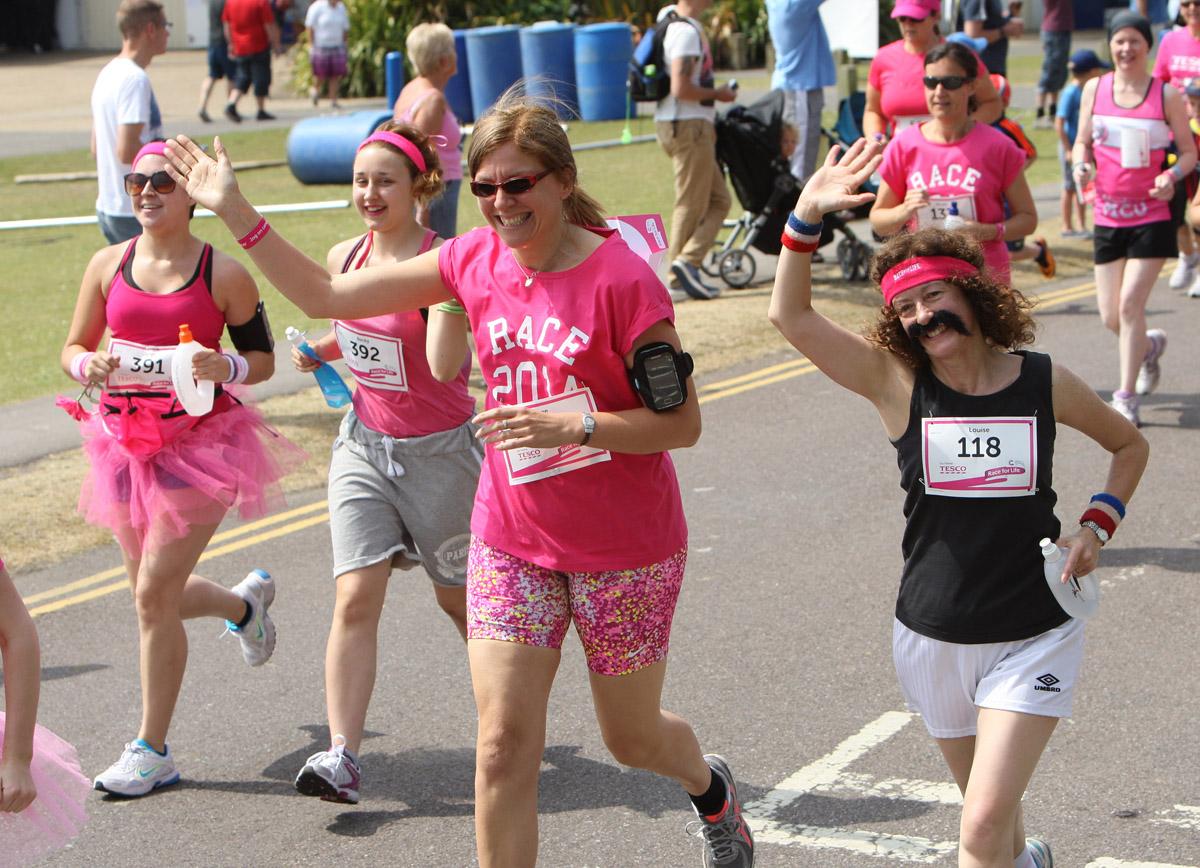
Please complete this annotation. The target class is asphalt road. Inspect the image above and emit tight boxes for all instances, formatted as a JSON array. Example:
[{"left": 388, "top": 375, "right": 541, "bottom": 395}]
[{"left": 17, "top": 272, "right": 1200, "bottom": 868}]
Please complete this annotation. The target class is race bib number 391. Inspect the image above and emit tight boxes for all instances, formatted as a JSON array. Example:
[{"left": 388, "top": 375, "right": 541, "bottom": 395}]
[{"left": 921, "top": 416, "right": 1037, "bottom": 498}]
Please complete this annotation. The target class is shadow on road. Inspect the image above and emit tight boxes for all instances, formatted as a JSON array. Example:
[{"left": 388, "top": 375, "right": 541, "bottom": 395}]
[
  {"left": 1098, "top": 545, "right": 1200, "bottom": 573},
  {"left": 0, "top": 662, "right": 108, "bottom": 687}
]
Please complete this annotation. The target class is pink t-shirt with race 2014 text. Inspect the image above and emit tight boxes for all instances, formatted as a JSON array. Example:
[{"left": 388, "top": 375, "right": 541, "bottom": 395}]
[
  {"left": 879, "top": 122, "right": 1026, "bottom": 285},
  {"left": 868, "top": 40, "right": 990, "bottom": 134},
  {"left": 438, "top": 226, "right": 687, "bottom": 572},
  {"left": 1154, "top": 28, "right": 1200, "bottom": 94}
]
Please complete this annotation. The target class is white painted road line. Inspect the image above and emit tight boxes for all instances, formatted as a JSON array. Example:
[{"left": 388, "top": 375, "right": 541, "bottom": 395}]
[
  {"left": 1086, "top": 859, "right": 1199, "bottom": 868},
  {"left": 744, "top": 711, "right": 958, "bottom": 862},
  {"left": 1152, "top": 805, "right": 1200, "bottom": 832}
]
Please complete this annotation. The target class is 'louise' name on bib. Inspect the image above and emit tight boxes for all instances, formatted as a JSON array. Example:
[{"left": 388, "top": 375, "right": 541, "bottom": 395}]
[{"left": 922, "top": 416, "right": 1037, "bottom": 498}]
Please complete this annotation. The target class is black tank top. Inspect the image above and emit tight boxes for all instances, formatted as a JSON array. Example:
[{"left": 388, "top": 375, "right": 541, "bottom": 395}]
[{"left": 891, "top": 351, "right": 1069, "bottom": 644}]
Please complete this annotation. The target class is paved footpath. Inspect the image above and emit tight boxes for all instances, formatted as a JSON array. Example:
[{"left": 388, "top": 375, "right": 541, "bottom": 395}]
[{"left": 18, "top": 273, "right": 1200, "bottom": 868}]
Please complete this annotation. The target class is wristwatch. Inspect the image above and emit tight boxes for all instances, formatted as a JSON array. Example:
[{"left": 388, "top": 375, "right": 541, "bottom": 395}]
[
  {"left": 1080, "top": 520, "right": 1109, "bottom": 546},
  {"left": 580, "top": 412, "right": 596, "bottom": 446}
]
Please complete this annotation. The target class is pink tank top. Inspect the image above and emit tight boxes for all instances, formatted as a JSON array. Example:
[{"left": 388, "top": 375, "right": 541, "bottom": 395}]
[
  {"left": 333, "top": 230, "right": 475, "bottom": 437},
  {"left": 1092, "top": 73, "right": 1173, "bottom": 227},
  {"left": 396, "top": 90, "right": 463, "bottom": 181}
]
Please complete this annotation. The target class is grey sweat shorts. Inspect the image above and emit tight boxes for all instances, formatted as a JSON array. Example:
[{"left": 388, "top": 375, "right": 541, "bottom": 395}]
[{"left": 327, "top": 410, "right": 482, "bottom": 586}]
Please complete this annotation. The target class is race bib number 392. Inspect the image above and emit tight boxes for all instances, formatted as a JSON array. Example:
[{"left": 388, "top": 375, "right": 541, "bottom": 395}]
[{"left": 921, "top": 416, "right": 1037, "bottom": 498}]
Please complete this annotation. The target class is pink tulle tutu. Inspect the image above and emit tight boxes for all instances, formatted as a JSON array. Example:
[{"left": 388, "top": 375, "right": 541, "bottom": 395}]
[
  {"left": 0, "top": 713, "right": 90, "bottom": 863},
  {"left": 76, "top": 390, "right": 306, "bottom": 553}
]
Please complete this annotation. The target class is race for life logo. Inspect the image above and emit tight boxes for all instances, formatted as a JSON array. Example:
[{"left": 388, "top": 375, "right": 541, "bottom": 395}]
[{"left": 434, "top": 533, "right": 471, "bottom": 580}]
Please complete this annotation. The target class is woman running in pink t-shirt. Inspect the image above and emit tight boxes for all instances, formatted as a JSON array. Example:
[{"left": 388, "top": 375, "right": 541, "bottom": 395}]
[
  {"left": 864, "top": 0, "right": 1002, "bottom": 143},
  {"left": 1073, "top": 11, "right": 1196, "bottom": 426},
  {"left": 288, "top": 122, "right": 481, "bottom": 807},
  {"left": 870, "top": 41, "right": 1038, "bottom": 287},
  {"left": 1154, "top": 0, "right": 1200, "bottom": 291},
  {"left": 163, "top": 86, "right": 754, "bottom": 868}
]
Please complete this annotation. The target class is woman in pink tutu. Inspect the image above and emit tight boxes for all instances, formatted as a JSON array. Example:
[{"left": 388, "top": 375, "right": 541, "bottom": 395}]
[
  {"left": 58, "top": 141, "right": 304, "bottom": 798},
  {"left": 0, "top": 556, "right": 91, "bottom": 860}
]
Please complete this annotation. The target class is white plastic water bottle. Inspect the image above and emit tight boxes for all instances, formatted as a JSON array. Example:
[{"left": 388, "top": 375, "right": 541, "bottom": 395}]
[
  {"left": 943, "top": 201, "right": 966, "bottom": 231},
  {"left": 1040, "top": 537, "right": 1100, "bottom": 619},
  {"left": 286, "top": 326, "right": 352, "bottom": 408},
  {"left": 171, "top": 323, "right": 215, "bottom": 417}
]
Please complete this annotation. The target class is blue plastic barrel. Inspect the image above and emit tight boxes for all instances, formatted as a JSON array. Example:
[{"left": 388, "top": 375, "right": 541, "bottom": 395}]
[
  {"left": 574, "top": 23, "right": 631, "bottom": 122},
  {"left": 465, "top": 25, "right": 523, "bottom": 120},
  {"left": 385, "top": 51, "right": 405, "bottom": 111},
  {"left": 445, "top": 29, "right": 473, "bottom": 123},
  {"left": 286, "top": 110, "right": 394, "bottom": 185},
  {"left": 519, "top": 23, "right": 577, "bottom": 117}
]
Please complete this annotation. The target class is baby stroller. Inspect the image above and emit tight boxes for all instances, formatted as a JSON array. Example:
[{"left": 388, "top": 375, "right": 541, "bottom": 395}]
[{"left": 712, "top": 89, "right": 873, "bottom": 287}]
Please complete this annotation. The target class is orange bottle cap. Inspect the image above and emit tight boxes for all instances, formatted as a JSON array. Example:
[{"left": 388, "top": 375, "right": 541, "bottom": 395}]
[{"left": 178, "top": 323, "right": 193, "bottom": 342}]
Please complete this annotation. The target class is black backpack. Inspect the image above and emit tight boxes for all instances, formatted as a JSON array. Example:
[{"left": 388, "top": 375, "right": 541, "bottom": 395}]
[{"left": 628, "top": 11, "right": 701, "bottom": 103}]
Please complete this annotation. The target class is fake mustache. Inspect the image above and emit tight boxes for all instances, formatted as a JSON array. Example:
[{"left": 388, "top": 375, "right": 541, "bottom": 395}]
[{"left": 906, "top": 309, "right": 970, "bottom": 342}]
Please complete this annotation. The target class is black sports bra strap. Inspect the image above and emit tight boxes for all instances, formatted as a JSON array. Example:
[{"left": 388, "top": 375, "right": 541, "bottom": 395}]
[
  {"left": 201, "top": 243, "right": 214, "bottom": 294},
  {"left": 117, "top": 237, "right": 139, "bottom": 285},
  {"left": 341, "top": 233, "right": 370, "bottom": 274}
]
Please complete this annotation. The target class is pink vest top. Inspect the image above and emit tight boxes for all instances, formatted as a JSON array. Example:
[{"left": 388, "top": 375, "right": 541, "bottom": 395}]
[
  {"left": 396, "top": 90, "right": 463, "bottom": 181},
  {"left": 1092, "top": 73, "right": 1173, "bottom": 227},
  {"left": 333, "top": 230, "right": 475, "bottom": 438}
]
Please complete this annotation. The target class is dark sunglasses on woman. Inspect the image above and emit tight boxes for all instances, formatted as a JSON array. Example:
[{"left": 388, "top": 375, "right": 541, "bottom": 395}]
[
  {"left": 923, "top": 75, "right": 967, "bottom": 91},
  {"left": 469, "top": 169, "right": 553, "bottom": 199},
  {"left": 124, "top": 170, "right": 177, "bottom": 196}
]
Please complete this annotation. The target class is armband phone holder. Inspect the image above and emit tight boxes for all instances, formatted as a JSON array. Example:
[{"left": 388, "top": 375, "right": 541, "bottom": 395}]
[{"left": 629, "top": 342, "right": 694, "bottom": 412}]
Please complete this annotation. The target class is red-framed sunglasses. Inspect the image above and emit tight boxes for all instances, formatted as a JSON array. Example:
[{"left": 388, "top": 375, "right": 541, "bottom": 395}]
[
  {"left": 469, "top": 169, "right": 553, "bottom": 199},
  {"left": 124, "top": 170, "right": 177, "bottom": 196}
]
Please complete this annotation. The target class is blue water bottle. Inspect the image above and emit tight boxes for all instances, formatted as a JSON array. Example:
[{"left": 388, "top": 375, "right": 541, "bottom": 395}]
[{"left": 286, "top": 326, "right": 352, "bottom": 408}]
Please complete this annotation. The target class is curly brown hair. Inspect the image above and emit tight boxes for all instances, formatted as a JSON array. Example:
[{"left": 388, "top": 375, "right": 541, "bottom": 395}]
[
  {"left": 359, "top": 121, "right": 444, "bottom": 208},
  {"left": 865, "top": 228, "right": 1038, "bottom": 369}
]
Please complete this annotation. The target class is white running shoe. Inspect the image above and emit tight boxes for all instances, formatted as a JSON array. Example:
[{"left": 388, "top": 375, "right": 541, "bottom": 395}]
[
  {"left": 1189, "top": 270, "right": 1200, "bottom": 298},
  {"left": 226, "top": 568, "right": 276, "bottom": 667},
  {"left": 93, "top": 740, "right": 180, "bottom": 797},
  {"left": 1135, "top": 329, "right": 1167, "bottom": 395},
  {"left": 1111, "top": 392, "right": 1141, "bottom": 428},
  {"left": 294, "top": 735, "right": 362, "bottom": 804},
  {"left": 1168, "top": 253, "right": 1197, "bottom": 289}
]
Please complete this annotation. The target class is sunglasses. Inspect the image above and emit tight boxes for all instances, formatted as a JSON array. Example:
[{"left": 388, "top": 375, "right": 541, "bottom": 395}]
[
  {"left": 124, "top": 170, "right": 177, "bottom": 196},
  {"left": 923, "top": 75, "right": 968, "bottom": 90},
  {"left": 469, "top": 169, "right": 553, "bottom": 199},
  {"left": 1183, "top": 1, "right": 1200, "bottom": 7}
]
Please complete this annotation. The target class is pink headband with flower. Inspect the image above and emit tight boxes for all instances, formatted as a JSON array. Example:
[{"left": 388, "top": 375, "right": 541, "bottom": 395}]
[
  {"left": 358, "top": 131, "right": 426, "bottom": 173},
  {"left": 880, "top": 256, "right": 977, "bottom": 305}
]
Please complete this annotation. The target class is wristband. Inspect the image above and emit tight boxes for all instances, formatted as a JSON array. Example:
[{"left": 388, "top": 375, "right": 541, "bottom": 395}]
[
  {"left": 1079, "top": 507, "right": 1118, "bottom": 538},
  {"left": 994, "top": 222, "right": 1005, "bottom": 242},
  {"left": 787, "top": 213, "right": 824, "bottom": 236},
  {"left": 780, "top": 231, "right": 821, "bottom": 254},
  {"left": 1090, "top": 491, "right": 1126, "bottom": 519},
  {"left": 436, "top": 300, "right": 467, "bottom": 314},
  {"left": 69, "top": 351, "right": 94, "bottom": 384},
  {"left": 221, "top": 351, "right": 250, "bottom": 384},
  {"left": 237, "top": 217, "right": 271, "bottom": 250}
]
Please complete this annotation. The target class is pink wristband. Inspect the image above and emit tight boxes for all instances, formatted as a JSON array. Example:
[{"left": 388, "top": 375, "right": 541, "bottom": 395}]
[
  {"left": 69, "top": 351, "right": 94, "bottom": 384},
  {"left": 237, "top": 217, "right": 270, "bottom": 250}
]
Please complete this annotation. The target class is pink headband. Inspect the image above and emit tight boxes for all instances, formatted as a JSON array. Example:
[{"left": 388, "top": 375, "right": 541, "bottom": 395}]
[
  {"left": 358, "top": 131, "right": 426, "bottom": 173},
  {"left": 132, "top": 140, "right": 168, "bottom": 169},
  {"left": 880, "top": 256, "right": 977, "bottom": 305}
]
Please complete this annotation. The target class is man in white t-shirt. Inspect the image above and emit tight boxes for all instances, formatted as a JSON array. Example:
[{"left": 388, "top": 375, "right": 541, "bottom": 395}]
[
  {"left": 654, "top": 0, "right": 737, "bottom": 301},
  {"left": 305, "top": 0, "right": 351, "bottom": 108},
  {"left": 91, "top": 0, "right": 168, "bottom": 244}
]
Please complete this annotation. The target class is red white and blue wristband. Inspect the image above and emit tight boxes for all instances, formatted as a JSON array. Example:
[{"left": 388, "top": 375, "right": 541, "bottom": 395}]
[{"left": 782, "top": 212, "right": 823, "bottom": 254}]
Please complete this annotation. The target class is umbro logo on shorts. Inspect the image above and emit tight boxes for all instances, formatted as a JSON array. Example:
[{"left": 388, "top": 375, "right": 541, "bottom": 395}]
[{"left": 1034, "top": 673, "right": 1062, "bottom": 693}]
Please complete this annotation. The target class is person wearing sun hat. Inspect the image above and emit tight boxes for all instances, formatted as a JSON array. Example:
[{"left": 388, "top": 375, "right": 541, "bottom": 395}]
[
  {"left": 771, "top": 137, "right": 1148, "bottom": 868},
  {"left": 865, "top": 0, "right": 1003, "bottom": 142}
]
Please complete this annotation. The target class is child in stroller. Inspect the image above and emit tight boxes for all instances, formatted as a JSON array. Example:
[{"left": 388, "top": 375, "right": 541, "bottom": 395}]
[{"left": 712, "top": 89, "right": 873, "bottom": 287}]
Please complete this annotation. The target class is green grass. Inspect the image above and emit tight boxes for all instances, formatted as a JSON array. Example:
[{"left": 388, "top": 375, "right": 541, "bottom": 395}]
[{"left": 0, "top": 122, "right": 675, "bottom": 405}]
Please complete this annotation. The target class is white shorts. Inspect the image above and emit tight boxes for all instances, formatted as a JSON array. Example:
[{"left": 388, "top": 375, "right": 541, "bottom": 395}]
[{"left": 892, "top": 618, "right": 1085, "bottom": 739}]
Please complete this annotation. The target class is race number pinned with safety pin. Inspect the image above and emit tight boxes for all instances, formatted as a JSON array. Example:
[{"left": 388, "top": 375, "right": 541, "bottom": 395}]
[
  {"left": 915, "top": 194, "right": 977, "bottom": 230},
  {"left": 107, "top": 338, "right": 175, "bottom": 391},
  {"left": 921, "top": 416, "right": 1037, "bottom": 498},
  {"left": 334, "top": 321, "right": 408, "bottom": 392},
  {"left": 503, "top": 387, "right": 611, "bottom": 486}
]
